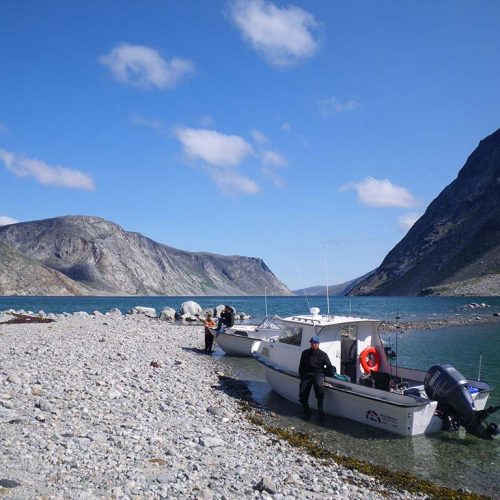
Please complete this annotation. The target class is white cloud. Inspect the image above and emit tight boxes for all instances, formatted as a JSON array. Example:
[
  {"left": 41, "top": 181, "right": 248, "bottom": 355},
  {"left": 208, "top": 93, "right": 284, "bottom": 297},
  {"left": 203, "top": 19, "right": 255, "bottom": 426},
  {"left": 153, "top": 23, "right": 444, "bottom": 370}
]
[
  {"left": 260, "top": 166, "right": 286, "bottom": 188},
  {"left": 260, "top": 150, "right": 287, "bottom": 167},
  {"left": 207, "top": 167, "right": 260, "bottom": 194},
  {"left": 250, "top": 128, "right": 268, "bottom": 144},
  {"left": 130, "top": 113, "right": 168, "bottom": 135},
  {"left": 173, "top": 127, "right": 254, "bottom": 166},
  {"left": 0, "top": 149, "right": 95, "bottom": 191},
  {"left": 320, "top": 97, "right": 360, "bottom": 116},
  {"left": 0, "top": 215, "right": 18, "bottom": 226},
  {"left": 199, "top": 115, "right": 215, "bottom": 128},
  {"left": 99, "top": 43, "right": 195, "bottom": 89},
  {"left": 229, "top": 0, "right": 320, "bottom": 67},
  {"left": 398, "top": 212, "right": 421, "bottom": 232},
  {"left": 173, "top": 127, "right": 259, "bottom": 195},
  {"left": 339, "top": 177, "right": 419, "bottom": 208}
]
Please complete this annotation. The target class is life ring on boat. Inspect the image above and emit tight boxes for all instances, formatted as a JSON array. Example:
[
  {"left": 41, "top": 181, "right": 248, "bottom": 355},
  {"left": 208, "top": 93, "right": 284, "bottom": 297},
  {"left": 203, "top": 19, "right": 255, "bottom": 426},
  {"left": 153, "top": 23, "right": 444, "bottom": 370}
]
[{"left": 359, "top": 346, "right": 380, "bottom": 373}]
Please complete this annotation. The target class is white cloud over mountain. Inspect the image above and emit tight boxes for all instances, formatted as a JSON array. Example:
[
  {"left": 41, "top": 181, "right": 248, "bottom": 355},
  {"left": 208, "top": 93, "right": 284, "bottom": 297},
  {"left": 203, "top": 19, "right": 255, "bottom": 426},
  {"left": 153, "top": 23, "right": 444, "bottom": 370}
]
[
  {"left": 0, "top": 215, "right": 18, "bottom": 226},
  {"left": 398, "top": 212, "right": 421, "bottom": 232}
]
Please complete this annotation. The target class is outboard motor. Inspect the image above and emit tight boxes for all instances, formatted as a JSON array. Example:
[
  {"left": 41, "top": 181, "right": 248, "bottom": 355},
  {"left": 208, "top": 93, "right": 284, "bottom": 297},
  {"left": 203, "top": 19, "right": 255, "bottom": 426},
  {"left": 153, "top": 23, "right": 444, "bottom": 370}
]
[{"left": 424, "top": 364, "right": 499, "bottom": 439}]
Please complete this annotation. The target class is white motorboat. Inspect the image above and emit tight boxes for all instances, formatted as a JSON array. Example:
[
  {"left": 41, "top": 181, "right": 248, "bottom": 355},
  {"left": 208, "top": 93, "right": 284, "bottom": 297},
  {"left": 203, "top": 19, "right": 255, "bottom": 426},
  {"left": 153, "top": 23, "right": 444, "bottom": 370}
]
[
  {"left": 253, "top": 307, "right": 499, "bottom": 439},
  {"left": 209, "top": 316, "right": 284, "bottom": 356}
]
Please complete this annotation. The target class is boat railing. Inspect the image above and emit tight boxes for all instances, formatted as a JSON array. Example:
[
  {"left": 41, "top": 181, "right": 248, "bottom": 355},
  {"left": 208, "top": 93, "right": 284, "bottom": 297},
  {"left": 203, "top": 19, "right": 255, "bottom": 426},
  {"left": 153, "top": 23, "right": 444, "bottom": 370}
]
[{"left": 288, "top": 316, "right": 325, "bottom": 325}]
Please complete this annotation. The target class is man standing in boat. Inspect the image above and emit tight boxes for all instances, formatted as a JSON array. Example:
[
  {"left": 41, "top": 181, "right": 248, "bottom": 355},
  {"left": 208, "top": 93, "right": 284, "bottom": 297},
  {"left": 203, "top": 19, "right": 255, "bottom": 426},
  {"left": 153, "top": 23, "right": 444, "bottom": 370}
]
[{"left": 298, "top": 336, "right": 334, "bottom": 419}]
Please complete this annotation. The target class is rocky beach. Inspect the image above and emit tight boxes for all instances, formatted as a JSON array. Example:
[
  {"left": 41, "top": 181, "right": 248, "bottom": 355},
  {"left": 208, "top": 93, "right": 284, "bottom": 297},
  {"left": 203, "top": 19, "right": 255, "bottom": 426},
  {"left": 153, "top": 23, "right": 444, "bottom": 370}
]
[
  {"left": 0, "top": 310, "right": 433, "bottom": 500},
  {"left": 0, "top": 309, "right": 493, "bottom": 499}
]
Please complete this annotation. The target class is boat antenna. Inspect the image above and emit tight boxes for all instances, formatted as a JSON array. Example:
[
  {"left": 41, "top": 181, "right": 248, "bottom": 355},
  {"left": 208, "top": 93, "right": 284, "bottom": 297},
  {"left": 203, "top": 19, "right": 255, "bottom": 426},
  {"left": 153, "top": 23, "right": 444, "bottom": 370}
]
[
  {"left": 478, "top": 351, "right": 482, "bottom": 381},
  {"left": 324, "top": 246, "right": 330, "bottom": 316},
  {"left": 296, "top": 266, "right": 311, "bottom": 310}
]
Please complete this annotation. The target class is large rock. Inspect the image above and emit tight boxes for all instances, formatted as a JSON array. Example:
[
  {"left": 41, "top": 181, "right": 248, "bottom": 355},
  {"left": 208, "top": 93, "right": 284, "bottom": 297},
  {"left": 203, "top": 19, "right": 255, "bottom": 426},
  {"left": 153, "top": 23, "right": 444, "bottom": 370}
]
[
  {"left": 179, "top": 301, "right": 202, "bottom": 316},
  {"left": 159, "top": 307, "right": 176, "bottom": 321},
  {"left": 128, "top": 306, "right": 157, "bottom": 318}
]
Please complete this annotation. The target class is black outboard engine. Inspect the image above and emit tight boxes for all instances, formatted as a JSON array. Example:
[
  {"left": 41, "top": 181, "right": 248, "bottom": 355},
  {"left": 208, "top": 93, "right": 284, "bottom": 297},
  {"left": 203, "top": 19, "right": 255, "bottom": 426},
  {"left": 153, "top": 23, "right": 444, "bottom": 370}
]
[{"left": 424, "top": 364, "right": 499, "bottom": 439}]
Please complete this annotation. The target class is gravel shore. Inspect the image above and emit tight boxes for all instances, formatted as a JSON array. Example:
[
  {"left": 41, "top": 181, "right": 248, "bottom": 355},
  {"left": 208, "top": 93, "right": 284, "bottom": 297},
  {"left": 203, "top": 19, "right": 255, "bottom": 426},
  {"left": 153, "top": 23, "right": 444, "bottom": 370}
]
[{"left": 0, "top": 311, "right": 437, "bottom": 499}]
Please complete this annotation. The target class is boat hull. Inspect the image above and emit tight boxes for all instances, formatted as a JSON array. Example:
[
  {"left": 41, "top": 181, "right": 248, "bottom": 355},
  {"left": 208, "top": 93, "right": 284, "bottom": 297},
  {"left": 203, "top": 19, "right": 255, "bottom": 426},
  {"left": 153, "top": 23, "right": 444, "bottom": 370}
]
[
  {"left": 258, "top": 359, "right": 443, "bottom": 436},
  {"left": 215, "top": 332, "right": 262, "bottom": 356},
  {"left": 211, "top": 325, "right": 283, "bottom": 356}
]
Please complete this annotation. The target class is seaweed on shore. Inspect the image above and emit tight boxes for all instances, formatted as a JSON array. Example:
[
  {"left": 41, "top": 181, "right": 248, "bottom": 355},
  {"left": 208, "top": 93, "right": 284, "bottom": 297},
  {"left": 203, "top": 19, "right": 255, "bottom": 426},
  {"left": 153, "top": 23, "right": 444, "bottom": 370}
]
[
  {"left": 243, "top": 406, "right": 491, "bottom": 500},
  {"left": 0, "top": 313, "right": 55, "bottom": 325},
  {"left": 216, "top": 374, "right": 491, "bottom": 500}
]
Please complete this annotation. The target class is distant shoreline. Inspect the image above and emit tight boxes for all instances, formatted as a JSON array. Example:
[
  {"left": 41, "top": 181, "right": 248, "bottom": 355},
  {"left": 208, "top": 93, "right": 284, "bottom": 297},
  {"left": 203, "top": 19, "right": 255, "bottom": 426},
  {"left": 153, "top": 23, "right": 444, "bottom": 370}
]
[{"left": 380, "top": 314, "right": 500, "bottom": 332}]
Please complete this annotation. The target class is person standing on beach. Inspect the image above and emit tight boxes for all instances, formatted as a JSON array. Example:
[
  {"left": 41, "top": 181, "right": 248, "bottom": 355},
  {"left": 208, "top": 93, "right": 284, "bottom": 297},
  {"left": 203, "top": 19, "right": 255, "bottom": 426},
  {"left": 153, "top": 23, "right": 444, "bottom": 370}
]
[
  {"left": 298, "top": 336, "right": 334, "bottom": 419},
  {"left": 204, "top": 313, "right": 216, "bottom": 352},
  {"left": 216, "top": 305, "right": 235, "bottom": 334}
]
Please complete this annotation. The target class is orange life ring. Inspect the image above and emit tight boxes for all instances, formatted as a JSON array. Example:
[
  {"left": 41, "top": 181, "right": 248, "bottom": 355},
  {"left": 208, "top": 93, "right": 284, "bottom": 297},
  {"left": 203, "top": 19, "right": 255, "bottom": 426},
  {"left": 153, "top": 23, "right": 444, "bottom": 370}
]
[{"left": 359, "top": 346, "right": 380, "bottom": 373}]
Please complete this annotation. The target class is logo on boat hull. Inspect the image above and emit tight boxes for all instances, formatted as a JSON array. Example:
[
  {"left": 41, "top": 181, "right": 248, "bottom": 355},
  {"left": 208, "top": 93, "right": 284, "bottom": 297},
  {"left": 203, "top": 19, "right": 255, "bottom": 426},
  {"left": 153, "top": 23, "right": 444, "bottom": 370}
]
[{"left": 366, "top": 410, "right": 381, "bottom": 423}]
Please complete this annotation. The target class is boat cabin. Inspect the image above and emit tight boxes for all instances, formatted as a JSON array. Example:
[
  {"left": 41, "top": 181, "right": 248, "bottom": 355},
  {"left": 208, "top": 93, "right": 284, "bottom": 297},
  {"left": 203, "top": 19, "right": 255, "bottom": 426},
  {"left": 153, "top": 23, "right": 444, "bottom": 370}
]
[{"left": 274, "top": 307, "right": 389, "bottom": 385}]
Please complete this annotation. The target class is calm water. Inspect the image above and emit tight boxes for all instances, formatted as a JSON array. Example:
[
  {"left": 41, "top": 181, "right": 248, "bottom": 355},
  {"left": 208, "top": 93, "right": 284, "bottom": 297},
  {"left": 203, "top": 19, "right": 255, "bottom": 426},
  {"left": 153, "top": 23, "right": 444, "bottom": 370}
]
[
  {"left": 1, "top": 294, "right": 500, "bottom": 321},
  {"left": 1, "top": 295, "right": 500, "bottom": 496}
]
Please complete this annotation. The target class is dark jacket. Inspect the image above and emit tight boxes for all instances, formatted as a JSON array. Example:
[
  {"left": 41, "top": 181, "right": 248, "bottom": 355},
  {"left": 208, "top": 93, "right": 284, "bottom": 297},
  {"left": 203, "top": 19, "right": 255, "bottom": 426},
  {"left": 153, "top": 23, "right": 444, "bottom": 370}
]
[
  {"left": 299, "top": 348, "right": 334, "bottom": 378},
  {"left": 220, "top": 309, "right": 235, "bottom": 328}
]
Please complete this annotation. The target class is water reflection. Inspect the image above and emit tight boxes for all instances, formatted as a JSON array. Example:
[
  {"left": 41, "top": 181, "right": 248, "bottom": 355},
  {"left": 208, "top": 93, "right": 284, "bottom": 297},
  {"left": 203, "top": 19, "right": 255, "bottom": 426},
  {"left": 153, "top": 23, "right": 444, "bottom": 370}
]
[{"left": 215, "top": 348, "right": 500, "bottom": 498}]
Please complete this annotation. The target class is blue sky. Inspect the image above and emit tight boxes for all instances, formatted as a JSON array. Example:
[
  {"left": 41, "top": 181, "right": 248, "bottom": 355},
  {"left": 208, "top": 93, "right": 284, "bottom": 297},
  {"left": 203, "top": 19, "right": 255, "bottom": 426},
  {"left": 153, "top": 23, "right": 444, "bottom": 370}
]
[{"left": 1, "top": 1, "right": 499, "bottom": 290}]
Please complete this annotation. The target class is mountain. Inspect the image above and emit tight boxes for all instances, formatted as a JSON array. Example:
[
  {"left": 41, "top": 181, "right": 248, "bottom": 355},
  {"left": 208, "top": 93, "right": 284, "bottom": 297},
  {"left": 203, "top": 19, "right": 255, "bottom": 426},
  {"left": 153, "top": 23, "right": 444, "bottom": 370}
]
[
  {"left": 0, "top": 241, "right": 92, "bottom": 296},
  {"left": 349, "top": 128, "right": 500, "bottom": 296},
  {"left": 0, "top": 216, "right": 291, "bottom": 296},
  {"left": 294, "top": 270, "right": 376, "bottom": 296}
]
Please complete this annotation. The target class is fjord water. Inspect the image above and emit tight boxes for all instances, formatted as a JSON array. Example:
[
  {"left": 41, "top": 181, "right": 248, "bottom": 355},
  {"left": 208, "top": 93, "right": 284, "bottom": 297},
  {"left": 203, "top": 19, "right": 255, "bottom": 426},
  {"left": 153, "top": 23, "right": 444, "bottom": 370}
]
[{"left": 1, "top": 295, "right": 499, "bottom": 496}]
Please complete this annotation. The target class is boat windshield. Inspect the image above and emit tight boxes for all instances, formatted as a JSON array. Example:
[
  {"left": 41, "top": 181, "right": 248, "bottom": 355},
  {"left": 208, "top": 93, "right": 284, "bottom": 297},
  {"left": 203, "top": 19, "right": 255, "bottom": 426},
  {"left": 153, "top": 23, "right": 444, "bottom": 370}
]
[{"left": 257, "top": 315, "right": 284, "bottom": 330}]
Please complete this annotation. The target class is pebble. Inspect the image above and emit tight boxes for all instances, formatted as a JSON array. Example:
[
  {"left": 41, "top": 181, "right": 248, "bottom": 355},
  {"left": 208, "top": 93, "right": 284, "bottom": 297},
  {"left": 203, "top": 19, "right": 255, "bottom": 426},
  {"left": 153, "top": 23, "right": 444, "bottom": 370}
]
[{"left": 0, "top": 312, "right": 426, "bottom": 499}]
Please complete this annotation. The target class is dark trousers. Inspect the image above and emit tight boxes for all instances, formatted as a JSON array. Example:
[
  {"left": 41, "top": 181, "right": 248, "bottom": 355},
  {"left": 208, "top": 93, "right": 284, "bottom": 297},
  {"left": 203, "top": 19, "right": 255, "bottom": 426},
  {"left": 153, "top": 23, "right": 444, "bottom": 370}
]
[
  {"left": 204, "top": 328, "right": 214, "bottom": 351},
  {"left": 299, "top": 374, "right": 325, "bottom": 407}
]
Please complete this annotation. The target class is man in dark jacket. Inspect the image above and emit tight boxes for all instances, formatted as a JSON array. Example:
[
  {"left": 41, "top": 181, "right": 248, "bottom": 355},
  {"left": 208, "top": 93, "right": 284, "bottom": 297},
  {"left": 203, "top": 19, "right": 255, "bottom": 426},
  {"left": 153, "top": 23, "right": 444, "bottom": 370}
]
[
  {"left": 216, "top": 305, "right": 235, "bottom": 334},
  {"left": 298, "top": 335, "right": 334, "bottom": 418}
]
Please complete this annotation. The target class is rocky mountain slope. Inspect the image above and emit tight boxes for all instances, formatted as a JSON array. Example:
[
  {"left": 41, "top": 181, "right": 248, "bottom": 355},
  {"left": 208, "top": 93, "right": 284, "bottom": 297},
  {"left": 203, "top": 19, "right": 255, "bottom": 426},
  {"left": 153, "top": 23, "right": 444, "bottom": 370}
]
[
  {"left": 0, "top": 241, "right": 92, "bottom": 296},
  {"left": 0, "top": 216, "right": 291, "bottom": 296},
  {"left": 349, "top": 128, "right": 500, "bottom": 296}
]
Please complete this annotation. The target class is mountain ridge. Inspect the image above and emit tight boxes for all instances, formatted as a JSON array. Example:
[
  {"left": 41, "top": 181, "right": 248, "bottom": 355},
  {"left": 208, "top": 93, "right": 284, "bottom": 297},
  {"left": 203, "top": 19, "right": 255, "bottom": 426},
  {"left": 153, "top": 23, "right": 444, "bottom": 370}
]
[
  {"left": 0, "top": 215, "right": 291, "bottom": 296},
  {"left": 349, "top": 128, "right": 500, "bottom": 296}
]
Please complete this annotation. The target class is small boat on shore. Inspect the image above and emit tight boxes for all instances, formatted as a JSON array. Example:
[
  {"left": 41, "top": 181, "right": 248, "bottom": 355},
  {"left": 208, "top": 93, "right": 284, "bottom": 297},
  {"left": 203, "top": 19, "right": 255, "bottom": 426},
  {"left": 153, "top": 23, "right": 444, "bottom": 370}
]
[
  {"left": 209, "top": 316, "right": 284, "bottom": 356},
  {"left": 253, "top": 307, "right": 499, "bottom": 439}
]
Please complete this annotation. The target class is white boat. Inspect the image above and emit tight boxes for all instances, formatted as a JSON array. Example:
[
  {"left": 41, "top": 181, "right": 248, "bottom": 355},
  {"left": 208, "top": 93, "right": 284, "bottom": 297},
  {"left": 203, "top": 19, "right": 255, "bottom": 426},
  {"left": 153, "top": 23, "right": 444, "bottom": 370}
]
[
  {"left": 253, "top": 307, "right": 499, "bottom": 439},
  {"left": 209, "top": 316, "right": 284, "bottom": 356}
]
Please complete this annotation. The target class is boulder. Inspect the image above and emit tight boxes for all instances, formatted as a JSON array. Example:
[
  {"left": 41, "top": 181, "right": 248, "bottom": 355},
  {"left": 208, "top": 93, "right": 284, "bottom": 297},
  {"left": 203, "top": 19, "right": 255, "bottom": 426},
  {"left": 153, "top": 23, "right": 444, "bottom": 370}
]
[
  {"left": 106, "top": 308, "right": 122, "bottom": 316},
  {"left": 159, "top": 307, "right": 176, "bottom": 321},
  {"left": 128, "top": 306, "right": 157, "bottom": 318},
  {"left": 179, "top": 301, "right": 202, "bottom": 316}
]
